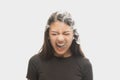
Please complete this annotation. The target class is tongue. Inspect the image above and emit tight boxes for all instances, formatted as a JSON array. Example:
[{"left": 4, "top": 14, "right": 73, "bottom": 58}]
[{"left": 57, "top": 46, "right": 64, "bottom": 51}]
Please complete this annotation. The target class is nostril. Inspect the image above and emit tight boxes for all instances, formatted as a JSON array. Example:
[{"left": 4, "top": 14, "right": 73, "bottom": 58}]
[
  {"left": 57, "top": 41, "right": 64, "bottom": 45},
  {"left": 57, "top": 35, "right": 64, "bottom": 41}
]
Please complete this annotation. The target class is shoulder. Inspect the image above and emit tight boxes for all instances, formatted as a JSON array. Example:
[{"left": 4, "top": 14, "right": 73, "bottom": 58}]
[
  {"left": 75, "top": 56, "right": 92, "bottom": 68},
  {"left": 76, "top": 57, "right": 93, "bottom": 79},
  {"left": 28, "top": 53, "right": 41, "bottom": 65}
]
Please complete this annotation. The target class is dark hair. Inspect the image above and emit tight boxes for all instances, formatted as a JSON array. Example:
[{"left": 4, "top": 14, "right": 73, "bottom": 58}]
[{"left": 39, "top": 11, "right": 85, "bottom": 59}]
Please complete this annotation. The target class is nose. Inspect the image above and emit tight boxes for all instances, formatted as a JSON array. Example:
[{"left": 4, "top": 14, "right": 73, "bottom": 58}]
[{"left": 57, "top": 35, "right": 64, "bottom": 42}]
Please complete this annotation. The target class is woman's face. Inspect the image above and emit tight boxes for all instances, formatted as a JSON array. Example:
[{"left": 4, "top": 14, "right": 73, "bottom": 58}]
[{"left": 49, "top": 21, "right": 74, "bottom": 57}]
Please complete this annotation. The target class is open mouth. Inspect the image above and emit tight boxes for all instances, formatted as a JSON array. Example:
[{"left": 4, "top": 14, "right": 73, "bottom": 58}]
[{"left": 56, "top": 43, "right": 66, "bottom": 49}]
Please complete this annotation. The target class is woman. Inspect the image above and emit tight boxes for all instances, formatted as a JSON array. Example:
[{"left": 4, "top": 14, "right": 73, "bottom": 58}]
[{"left": 26, "top": 11, "right": 93, "bottom": 80}]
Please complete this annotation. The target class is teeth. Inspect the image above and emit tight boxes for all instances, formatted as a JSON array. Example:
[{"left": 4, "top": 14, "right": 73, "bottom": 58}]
[{"left": 56, "top": 44, "right": 65, "bottom": 48}]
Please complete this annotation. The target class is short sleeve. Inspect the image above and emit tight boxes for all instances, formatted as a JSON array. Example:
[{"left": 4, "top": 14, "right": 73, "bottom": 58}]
[
  {"left": 26, "top": 56, "right": 38, "bottom": 80},
  {"left": 81, "top": 58, "right": 93, "bottom": 80}
]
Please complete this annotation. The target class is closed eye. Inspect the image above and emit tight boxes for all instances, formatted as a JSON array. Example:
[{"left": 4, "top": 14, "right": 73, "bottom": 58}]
[
  {"left": 51, "top": 34, "right": 57, "bottom": 35},
  {"left": 64, "top": 33, "right": 70, "bottom": 35},
  {"left": 63, "top": 32, "right": 71, "bottom": 35},
  {"left": 50, "top": 31, "right": 58, "bottom": 36}
]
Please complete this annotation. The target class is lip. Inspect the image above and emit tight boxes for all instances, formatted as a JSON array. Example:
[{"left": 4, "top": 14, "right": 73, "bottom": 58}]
[
  {"left": 56, "top": 43, "right": 66, "bottom": 47},
  {"left": 56, "top": 44, "right": 65, "bottom": 47},
  {"left": 55, "top": 43, "right": 66, "bottom": 51}
]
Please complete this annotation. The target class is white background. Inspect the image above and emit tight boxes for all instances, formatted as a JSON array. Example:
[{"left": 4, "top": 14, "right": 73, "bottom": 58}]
[{"left": 0, "top": 0, "right": 120, "bottom": 80}]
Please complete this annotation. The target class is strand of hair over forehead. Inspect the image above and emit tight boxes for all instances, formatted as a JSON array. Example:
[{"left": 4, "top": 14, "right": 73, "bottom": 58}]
[
  {"left": 55, "top": 11, "right": 75, "bottom": 27},
  {"left": 46, "top": 11, "right": 76, "bottom": 29},
  {"left": 54, "top": 11, "right": 80, "bottom": 44},
  {"left": 54, "top": 11, "right": 72, "bottom": 21}
]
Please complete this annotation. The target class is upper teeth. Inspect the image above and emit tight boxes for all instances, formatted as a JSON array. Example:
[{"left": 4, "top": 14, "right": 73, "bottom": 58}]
[{"left": 57, "top": 44, "right": 65, "bottom": 47}]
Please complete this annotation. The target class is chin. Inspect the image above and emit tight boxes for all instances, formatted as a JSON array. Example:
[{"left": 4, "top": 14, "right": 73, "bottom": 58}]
[{"left": 55, "top": 51, "right": 66, "bottom": 56}]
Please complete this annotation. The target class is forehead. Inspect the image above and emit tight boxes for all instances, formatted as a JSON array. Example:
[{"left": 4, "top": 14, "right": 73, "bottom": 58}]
[{"left": 49, "top": 21, "right": 73, "bottom": 31}]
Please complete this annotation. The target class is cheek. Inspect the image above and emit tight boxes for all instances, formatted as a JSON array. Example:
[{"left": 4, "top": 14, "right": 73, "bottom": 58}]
[
  {"left": 49, "top": 36, "right": 56, "bottom": 45},
  {"left": 68, "top": 38, "right": 73, "bottom": 44},
  {"left": 67, "top": 35, "right": 74, "bottom": 41},
  {"left": 68, "top": 37, "right": 74, "bottom": 45}
]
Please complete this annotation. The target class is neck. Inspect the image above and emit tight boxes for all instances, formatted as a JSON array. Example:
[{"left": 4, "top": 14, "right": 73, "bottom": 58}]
[{"left": 54, "top": 51, "right": 72, "bottom": 58}]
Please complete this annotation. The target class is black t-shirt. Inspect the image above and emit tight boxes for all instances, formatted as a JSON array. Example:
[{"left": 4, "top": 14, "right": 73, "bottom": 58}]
[{"left": 26, "top": 54, "right": 93, "bottom": 80}]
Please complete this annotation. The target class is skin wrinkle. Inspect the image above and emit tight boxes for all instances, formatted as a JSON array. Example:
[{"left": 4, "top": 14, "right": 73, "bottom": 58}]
[
  {"left": 49, "top": 21, "right": 74, "bottom": 58},
  {"left": 26, "top": 11, "right": 93, "bottom": 80}
]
